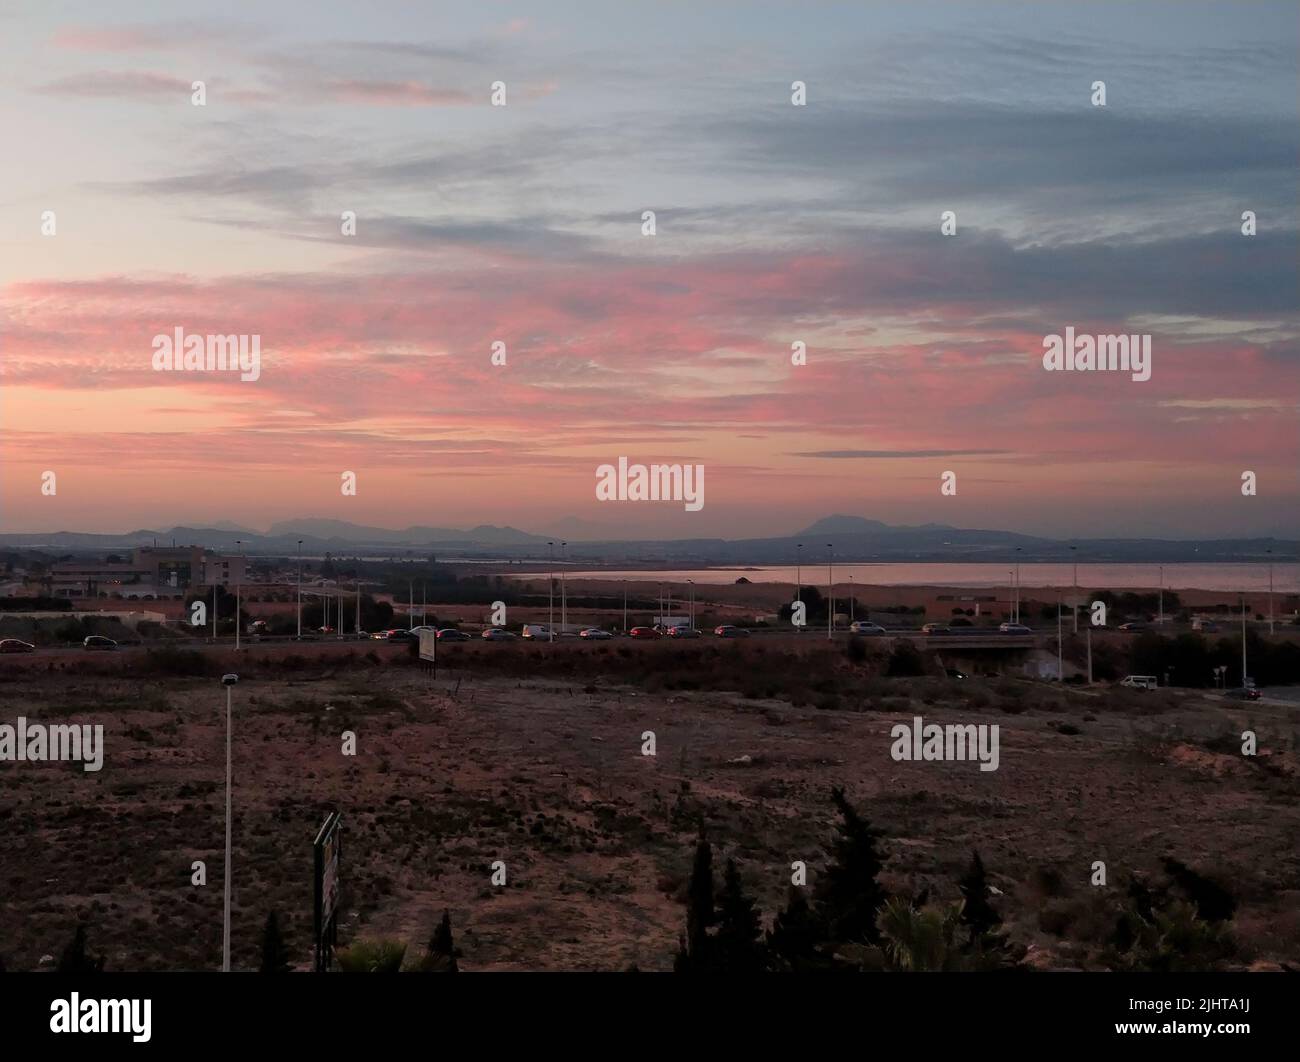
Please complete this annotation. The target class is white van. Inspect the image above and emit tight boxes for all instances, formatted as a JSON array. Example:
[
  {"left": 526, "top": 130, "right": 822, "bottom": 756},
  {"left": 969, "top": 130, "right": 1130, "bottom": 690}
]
[
  {"left": 521, "top": 624, "right": 554, "bottom": 641},
  {"left": 1120, "top": 675, "right": 1158, "bottom": 690}
]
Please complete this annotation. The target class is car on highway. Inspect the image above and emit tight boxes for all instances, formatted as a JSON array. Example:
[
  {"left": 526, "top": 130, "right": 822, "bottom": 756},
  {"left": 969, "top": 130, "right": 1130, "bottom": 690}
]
[
  {"left": 848, "top": 621, "right": 888, "bottom": 635},
  {"left": 945, "top": 668, "right": 969, "bottom": 680},
  {"left": 0, "top": 639, "right": 35, "bottom": 653},
  {"left": 82, "top": 636, "right": 118, "bottom": 651},
  {"left": 1119, "top": 675, "right": 1158, "bottom": 689},
  {"left": 998, "top": 623, "right": 1034, "bottom": 634},
  {"left": 1226, "top": 686, "right": 1261, "bottom": 701},
  {"left": 713, "top": 625, "right": 750, "bottom": 638},
  {"left": 1117, "top": 622, "right": 1147, "bottom": 632},
  {"left": 522, "top": 624, "right": 555, "bottom": 641},
  {"left": 481, "top": 628, "right": 517, "bottom": 641},
  {"left": 629, "top": 626, "right": 662, "bottom": 639},
  {"left": 380, "top": 629, "right": 418, "bottom": 643},
  {"left": 435, "top": 628, "right": 471, "bottom": 642},
  {"left": 578, "top": 627, "right": 614, "bottom": 640},
  {"left": 920, "top": 623, "right": 951, "bottom": 635},
  {"left": 666, "top": 626, "right": 700, "bottom": 638}
]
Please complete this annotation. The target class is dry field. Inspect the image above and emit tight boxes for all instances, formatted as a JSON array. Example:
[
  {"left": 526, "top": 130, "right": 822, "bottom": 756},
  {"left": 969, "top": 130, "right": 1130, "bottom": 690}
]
[{"left": 2, "top": 640, "right": 1298, "bottom": 971}]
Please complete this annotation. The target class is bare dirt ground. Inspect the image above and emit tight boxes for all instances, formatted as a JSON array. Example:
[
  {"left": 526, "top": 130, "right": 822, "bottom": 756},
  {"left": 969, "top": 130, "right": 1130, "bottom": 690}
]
[{"left": 2, "top": 642, "right": 1298, "bottom": 971}]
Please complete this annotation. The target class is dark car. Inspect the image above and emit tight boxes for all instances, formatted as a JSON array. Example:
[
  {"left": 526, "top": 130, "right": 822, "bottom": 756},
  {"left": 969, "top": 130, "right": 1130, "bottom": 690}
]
[
  {"left": 666, "top": 626, "right": 700, "bottom": 638},
  {"left": 1117, "top": 622, "right": 1147, "bottom": 632},
  {"left": 1226, "top": 687, "right": 1261, "bottom": 701},
  {"left": 383, "top": 629, "right": 418, "bottom": 643},
  {"left": 480, "top": 627, "right": 518, "bottom": 641},
  {"left": 945, "top": 668, "right": 969, "bottom": 680},
  {"left": 629, "top": 626, "right": 662, "bottom": 640},
  {"left": 0, "top": 639, "right": 35, "bottom": 653},
  {"left": 82, "top": 636, "right": 118, "bottom": 651},
  {"left": 713, "top": 625, "right": 750, "bottom": 638},
  {"left": 436, "top": 628, "right": 471, "bottom": 642}
]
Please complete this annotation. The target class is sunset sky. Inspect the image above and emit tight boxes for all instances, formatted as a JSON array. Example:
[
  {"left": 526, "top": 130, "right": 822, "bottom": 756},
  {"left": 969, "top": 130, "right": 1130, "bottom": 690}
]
[{"left": 1, "top": 1, "right": 1296, "bottom": 539}]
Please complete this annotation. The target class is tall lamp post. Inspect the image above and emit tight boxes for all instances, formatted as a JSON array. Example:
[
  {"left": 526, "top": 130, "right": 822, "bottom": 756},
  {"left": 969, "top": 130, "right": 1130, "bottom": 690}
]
[
  {"left": 796, "top": 543, "right": 803, "bottom": 633},
  {"left": 221, "top": 673, "right": 239, "bottom": 971},
  {"left": 826, "top": 543, "right": 833, "bottom": 640},
  {"left": 1266, "top": 549, "right": 1274, "bottom": 634},
  {"left": 687, "top": 579, "right": 695, "bottom": 629},
  {"left": 1015, "top": 547, "right": 1022, "bottom": 624},
  {"left": 296, "top": 540, "right": 303, "bottom": 639},
  {"left": 560, "top": 541, "right": 568, "bottom": 635},
  {"left": 1158, "top": 565, "right": 1164, "bottom": 627},
  {"left": 1240, "top": 592, "right": 1249, "bottom": 686},
  {"left": 234, "top": 540, "right": 242, "bottom": 651},
  {"left": 1070, "top": 545, "right": 1078, "bottom": 633},
  {"left": 547, "top": 542, "right": 554, "bottom": 636}
]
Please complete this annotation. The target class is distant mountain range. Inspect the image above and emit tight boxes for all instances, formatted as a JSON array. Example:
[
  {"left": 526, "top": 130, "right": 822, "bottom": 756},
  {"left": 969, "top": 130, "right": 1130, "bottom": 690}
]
[{"left": 0, "top": 515, "right": 1293, "bottom": 564}]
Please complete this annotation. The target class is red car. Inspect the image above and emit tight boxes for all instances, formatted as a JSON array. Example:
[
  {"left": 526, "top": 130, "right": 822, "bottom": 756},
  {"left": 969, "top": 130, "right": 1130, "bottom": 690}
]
[{"left": 629, "top": 626, "right": 661, "bottom": 639}]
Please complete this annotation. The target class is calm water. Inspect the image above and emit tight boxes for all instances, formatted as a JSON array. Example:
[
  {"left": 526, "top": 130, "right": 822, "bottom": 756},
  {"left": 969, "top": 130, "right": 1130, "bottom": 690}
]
[{"left": 558, "top": 563, "right": 1299, "bottom": 593}]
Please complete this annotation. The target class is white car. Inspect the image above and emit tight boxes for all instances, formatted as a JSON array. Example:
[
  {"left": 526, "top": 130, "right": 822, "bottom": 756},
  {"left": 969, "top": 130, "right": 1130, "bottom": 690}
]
[
  {"left": 999, "top": 623, "right": 1033, "bottom": 634},
  {"left": 521, "top": 624, "right": 555, "bottom": 641},
  {"left": 578, "top": 628, "right": 613, "bottom": 640},
  {"left": 849, "top": 621, "right": 887, "bottom": 635}
]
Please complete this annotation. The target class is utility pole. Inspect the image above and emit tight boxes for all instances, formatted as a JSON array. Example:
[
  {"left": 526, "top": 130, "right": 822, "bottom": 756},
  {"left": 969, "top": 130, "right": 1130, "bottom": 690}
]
[
  {"left": 561, "top": 542, "right": 567, "bottom": 634},
  {"left": 296, "top": 540, "right": 303, "bottom": 639},
  {"left": 408, "top": 580, "right": 413, "bottom": 630},
  {"left": 687, "top": 579, "right": 695, "bottom": 628},
  {"left": 548, "top": 542, "right": 554, "bottom": 636},
  {"left": 1158, "top": 565, "right": 1164, "bottom": 627},
  {"left": 355, "top": 575, "right": 361, "bottom": 634},
  {"left": 622, "top": 580, "right": 627, "bottom": 633},
  {"left": 849, "top": 574, "right": 854, "bottom": 623},
  {"left": 212, "top": 582, "right": 217, "bottom": 642}
]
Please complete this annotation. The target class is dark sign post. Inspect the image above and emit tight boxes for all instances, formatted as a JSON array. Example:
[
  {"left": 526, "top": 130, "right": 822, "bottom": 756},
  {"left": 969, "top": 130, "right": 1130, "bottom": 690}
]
[{"left": 313, "top": 811, "right": 342, "bottom": 972}]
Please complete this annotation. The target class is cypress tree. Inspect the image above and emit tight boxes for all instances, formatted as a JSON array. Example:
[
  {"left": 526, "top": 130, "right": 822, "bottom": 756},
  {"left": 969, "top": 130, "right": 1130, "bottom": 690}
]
[
  {"left": 425, "top": 909, "right": 459, "bottom": 973},
  {"left": 814, "top": 786, "right": 888, "bottom": 947},
  {"left": 57, "top": 924, "right": 104, "bottom": 974},
  {"left": 675, "top": 834, "right": 716, "bottom": 972},
  {"left": 713, "top": 859, "right": 767, "bottom": 973},
  {"left": 766, "top": 886, "right": 821, "bottom": 971},
  {"left": 259, "top": 911, "right": 291, "bottom": 973},
  {"left": 958, "top": 850, "right": 1000, "bottom": 937}
]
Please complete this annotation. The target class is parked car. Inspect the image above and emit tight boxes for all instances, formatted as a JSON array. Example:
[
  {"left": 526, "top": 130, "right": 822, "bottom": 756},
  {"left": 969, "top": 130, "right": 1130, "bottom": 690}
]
[
  {"left": 1119, "top": 675, "right": 1158, "bottom": 689},
  {"left": 481, "top": 628, "right": 517, "bottom": 641},
  {"left": 629, "top": 626, "right": 661, "bottom": 639},
  {"left": 578, "top": 627, "right": 613, "bottom": 640},
  {"left": 0, "top": 639, "right": 35, "bottom": 653},
  {"left": 436, "top": 628, "right": 471, "bottom": 642},
  {"left": 666, "top": 626, "right": 700, "bottom": 638},
  {"left": 713, "top": 625, "right": 750, "bottom": 638},
  {"left": 849, "top": 621, "right": 887, "bottom": 635},
  {"left": 82, "top": 636, "right": 118, "bottom": 651},
  {"left": 920, "top": 623, "right": 950, "bottom": 635},
  {"left": 998, "top": 623, "right": 1034, "bottom": 634},
  {"left": 522, "top": 624, "right": 555, "bottom": 641},
  {"left": 1226, "top": 686, "right": 1261, "bottom": 701}
]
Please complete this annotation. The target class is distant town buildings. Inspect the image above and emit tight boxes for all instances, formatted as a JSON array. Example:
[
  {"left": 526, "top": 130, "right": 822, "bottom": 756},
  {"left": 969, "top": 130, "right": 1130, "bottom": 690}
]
[{"left": 30, "top": 547, "right": 248, "bottom": 600}]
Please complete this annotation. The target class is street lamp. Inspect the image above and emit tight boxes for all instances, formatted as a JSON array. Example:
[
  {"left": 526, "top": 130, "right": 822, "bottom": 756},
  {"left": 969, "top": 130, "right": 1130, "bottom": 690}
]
[
  {"left": 234, "top": 540, "right": 242, "bottom": 651},
  {"left": 1070, "top": 545, "right": 1078, "bottom": 634},
  {"left": 1158, "top": 564, "right": 1164, "bottom": 627},
  {"left": 547, "top": 542, "right": 554, "bottom": 636},
  {"left": 796, "top": 543, "right": 803, "bottom": 633},
  {"left": 1240, "top": 592, "right": 1249, "bottom": 686},
  {"left": 1267, "top": 549, "right": 1274, "bottom": 634},
  {"left": 221, "top": 672, "right": 239, "bottom": 971},
  {"left": 1015, "top": 547, "right": 1022, "bottom": 624},
  {"left": 296, "top": 540, "right": 303, "bottom": 639},
  {"left": 561, "top": 541, "right": 568, "bottom": 635},
  {"left": 687, "top": 578, "right": 695, "bottom": 628},
  {"left": 827, "top": 543, "right": 833, "bottom": 640}
]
